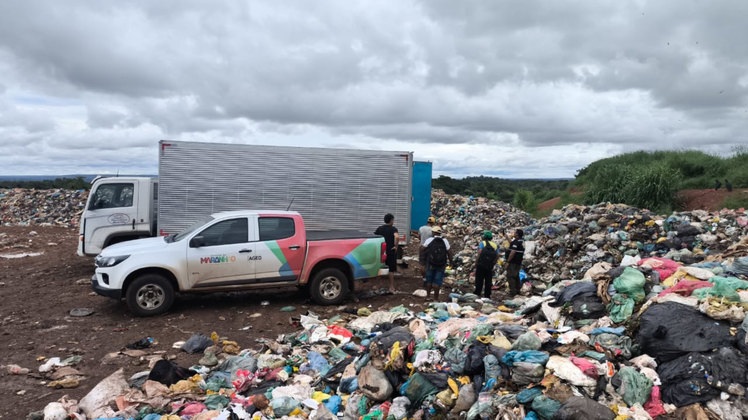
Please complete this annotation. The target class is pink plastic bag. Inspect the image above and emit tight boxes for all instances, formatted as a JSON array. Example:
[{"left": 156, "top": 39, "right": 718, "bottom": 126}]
[
  {"left": 657, "top": 280, "right": 713, "bottom": 297},
  {"left": 569, "top": 354, "right": 599, "bottom": 380},
  {"left": 644, "top": 385, "right": 667, "bottom": 418}
]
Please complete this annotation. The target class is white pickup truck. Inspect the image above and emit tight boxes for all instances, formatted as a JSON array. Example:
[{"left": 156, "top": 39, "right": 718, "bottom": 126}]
[{"left": 91, "top": 210, "right": 387, "bottom": 316}]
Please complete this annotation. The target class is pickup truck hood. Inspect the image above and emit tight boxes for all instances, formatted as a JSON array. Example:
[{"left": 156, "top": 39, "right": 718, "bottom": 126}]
[{"left": 100, "top": 237, "right": 169, "bottom": 256}]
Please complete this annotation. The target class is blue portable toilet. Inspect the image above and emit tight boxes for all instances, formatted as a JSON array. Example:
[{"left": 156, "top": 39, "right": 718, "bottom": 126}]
[{"left": 411, "top": 161, "right": 433, "bottom": 232}]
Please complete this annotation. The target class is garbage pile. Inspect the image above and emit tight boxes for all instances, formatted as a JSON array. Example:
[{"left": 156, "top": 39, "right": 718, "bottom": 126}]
[
  {"left": 0, "top": 188, "right": 88, "bottom": 227},
  {"left": 419, "top": 190, "right": 532, "bottom": 282},
  {"left": 520, "top": 203, "right": 748, "bottom": 286},
  {"left": 32, "top": 258, "right": 748, "bottom": 420}
]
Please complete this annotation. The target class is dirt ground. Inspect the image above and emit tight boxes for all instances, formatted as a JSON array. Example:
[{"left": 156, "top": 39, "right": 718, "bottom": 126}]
[{"left": 0, "top": 226, "right": 432, "bottom": 419}]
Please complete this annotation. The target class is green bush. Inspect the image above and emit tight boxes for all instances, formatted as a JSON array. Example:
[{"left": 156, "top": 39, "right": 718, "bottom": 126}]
[
  {"left": 513, "top": 190, "right": 537, "bottom": 212},
  {"left": 583, "top": 163, "right": 679, "bottom": 211}
]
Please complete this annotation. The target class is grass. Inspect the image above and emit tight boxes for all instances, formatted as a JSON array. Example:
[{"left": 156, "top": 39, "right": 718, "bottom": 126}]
[
  {"left": 721, "top": 193, "right": 748, "bottom": 210},
  {"left": 573, "top": 148, "right": 748, "bottom": 212}
]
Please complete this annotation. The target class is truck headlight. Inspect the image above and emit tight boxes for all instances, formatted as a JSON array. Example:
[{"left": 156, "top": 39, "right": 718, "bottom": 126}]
[{"left": 95, "top": 255, "right": 130, "bottom": 267}]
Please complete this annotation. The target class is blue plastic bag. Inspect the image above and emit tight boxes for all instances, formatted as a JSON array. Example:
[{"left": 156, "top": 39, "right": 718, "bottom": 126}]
[{"left": 501, "top": 350, "right": 550, "bottom": 367}]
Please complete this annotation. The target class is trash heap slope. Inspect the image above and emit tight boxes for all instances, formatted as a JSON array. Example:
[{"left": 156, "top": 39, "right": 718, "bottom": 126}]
[
  {"left": 24, "top": 190, "right": 748, "bottom": 419},
  {"left": 0, "top": 188, "right": 88, "bottom": 227}
]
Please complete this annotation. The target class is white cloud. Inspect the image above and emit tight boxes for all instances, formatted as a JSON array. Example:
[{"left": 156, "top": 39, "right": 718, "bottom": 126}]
[{"left": 0, "top": 0, "right": 746, "bottom": 177}]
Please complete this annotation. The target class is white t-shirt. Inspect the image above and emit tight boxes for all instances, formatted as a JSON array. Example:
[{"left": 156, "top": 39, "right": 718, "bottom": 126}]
[
  {"left": 419, "top": 225, "right": 433, "bottom": 244},
  {"left": 423, "top": 236, "right": 450, "bottom": 250}
]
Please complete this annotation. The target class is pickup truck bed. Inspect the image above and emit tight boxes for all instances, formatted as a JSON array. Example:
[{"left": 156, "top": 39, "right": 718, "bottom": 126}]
[{"left": 307, "top": 230, "right": 381, "bottom": 241}]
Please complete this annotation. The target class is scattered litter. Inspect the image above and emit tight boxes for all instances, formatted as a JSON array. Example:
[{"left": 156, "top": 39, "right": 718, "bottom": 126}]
[{"left": 69, "top": 308, "right": 95, "bottom": 317}]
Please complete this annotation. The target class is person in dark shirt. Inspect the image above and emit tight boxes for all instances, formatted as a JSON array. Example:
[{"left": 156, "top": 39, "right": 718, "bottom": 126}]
[
  {"left": 504, "top": 229, "right": 525, "bottom": 296},
  {"left": 375, "top": 213, "right": 399, "bottom": 293},
  {"left": 715, "top": 179, "right": 722, "bottom": 190},
  {"left": 726, "top": 180, "right": 733, "bottom": 192}
]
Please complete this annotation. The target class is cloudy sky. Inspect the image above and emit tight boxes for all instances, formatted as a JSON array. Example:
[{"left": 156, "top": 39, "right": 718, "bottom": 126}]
[{"left": 1, "top": 1, "right": 747, "bottom": 178}]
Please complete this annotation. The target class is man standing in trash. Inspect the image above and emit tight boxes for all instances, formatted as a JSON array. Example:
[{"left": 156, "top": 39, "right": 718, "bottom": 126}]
[
  {"left": 505, "top": 229, "right": 525, "bottom": 296},
  {"left": 375, "top": 213, "right": 399, "bottom": 293},
  {"left": 421, "top": 225, "right": 454, "bottom": 301},
  {"left": 418, "top": 216, "right": 436, "bottom": 287},
  {"left": 474, "top": 231, "right": 499, "bottom": 299}
]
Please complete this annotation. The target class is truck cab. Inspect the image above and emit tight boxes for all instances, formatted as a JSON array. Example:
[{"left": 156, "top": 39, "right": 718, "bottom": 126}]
[
  {"left": 78, "top": 177, "right": 157, "bottom": 256},
  {"left": 91, "top": 210, "right": 387, "bottom": 316}
]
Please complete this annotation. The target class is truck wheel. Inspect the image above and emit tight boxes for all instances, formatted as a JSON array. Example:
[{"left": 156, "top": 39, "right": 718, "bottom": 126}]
[
  {"left": 126, "top": 274, "right": 175, "bottom": 317},
  {"left": 310, "top": 268, "right": 349, "bottom": 305}
]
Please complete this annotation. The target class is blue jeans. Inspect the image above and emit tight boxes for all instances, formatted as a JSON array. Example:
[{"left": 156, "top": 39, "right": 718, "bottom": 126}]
[{"left": 425, "top": 269, "right": 445, "bottom": 287}]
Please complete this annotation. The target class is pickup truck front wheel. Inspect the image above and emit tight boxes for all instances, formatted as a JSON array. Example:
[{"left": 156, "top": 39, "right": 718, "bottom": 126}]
[
  {"left": 310, "top": 268, "right": 349, "bottom": 305},
  {"left": 126, "top": 274, "right": 175, "bottom": 317}
]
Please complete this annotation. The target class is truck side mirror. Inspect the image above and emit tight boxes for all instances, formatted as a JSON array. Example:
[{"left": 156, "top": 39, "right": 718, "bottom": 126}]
[{"left": 190, "top": 236, "right": 206, "bottom": 248}]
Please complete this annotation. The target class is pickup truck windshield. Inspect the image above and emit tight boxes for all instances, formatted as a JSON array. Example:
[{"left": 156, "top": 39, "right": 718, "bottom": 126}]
[{"left": 171, "top": 216, "right": 215, "bottom": 242}]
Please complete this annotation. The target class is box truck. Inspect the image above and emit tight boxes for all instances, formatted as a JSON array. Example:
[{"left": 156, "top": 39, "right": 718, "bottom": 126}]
[{"left": 78, "top": 140, "right": 414, "bottom": 257}]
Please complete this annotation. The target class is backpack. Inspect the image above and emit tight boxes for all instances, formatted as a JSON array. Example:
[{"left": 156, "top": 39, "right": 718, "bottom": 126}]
[
  {"left": 477, "top": 241, "right": 497, "bottom": 270},
  {"left": 427, "top": 237, "right": 448, "bottom": 267}
]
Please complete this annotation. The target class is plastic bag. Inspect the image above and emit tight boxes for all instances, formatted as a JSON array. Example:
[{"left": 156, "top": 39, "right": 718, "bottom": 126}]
[
  {"left": 615, "top": 366, "right": 653, "bottom": 407},
  {"left": 271, "top": 396, "right": 301, "bottom": 417},
  {"left": 569, "top": 355, "right": 599, "bottom": 379},
  {"left": 607, "top": 294, "right": 635, "bottom": 323},
  {"left": 638, "top": 302, "right": 735, "bottom": 362},
  {"left": 389, "top": 396, "right": 410, "bottom": 420},
  {"left": 451, "top": 384, "right": 476, "bottom": 415},
  {"left": 443, "top": 347, "right": 467, "bottom": 374},
  {"left": 515, "top": 387, "right": 543, "bottom": 404},
  {"left": 546, "top": 356, "right": 596, "bottom": 387},
  {"left": 79, "top": 369, "right": 131, "bottom": 419},
  {"left": 613, "top": 267, "right": 646, "bottom": 303},
  {"left": 511, "top": 362, "right": 545, "bottom": 386},
  {"left": 511, "top": 331, "right": 542, "bottom": 351},
  {"left": 358, "top": 366, "right": 393, "bottom": 401},
  {"left": 181, "top": 333, "right": 214, "bottom": 354},
  {"left": 483, "top": 355, "right": 501, "bottom": 380},
  {"left": 530, "top": 396, "right": 561, "bottom": 420},
  {"left": 404, "top": 373, "right": 440, "bottom": 407},
  {"left": 501, "top": 350, "right": 549, "bottom": 367},
  {"left": 693, "top": 276, "right": 748, "bottom": 302},
  {"left": 553, "top": 396, "right": 615, "bottom": 420}
]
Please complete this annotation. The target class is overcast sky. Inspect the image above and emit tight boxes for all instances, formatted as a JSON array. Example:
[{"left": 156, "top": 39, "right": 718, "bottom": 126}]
[{"left": 1, "top": 1, "right": 747, "bottom": 178}]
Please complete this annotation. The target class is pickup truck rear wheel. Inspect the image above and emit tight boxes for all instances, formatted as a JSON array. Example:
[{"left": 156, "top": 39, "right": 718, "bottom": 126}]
[
  {"left": 310, "top": 268, "right": 349, "bottom": 305},
  {"left": 126, "top": 274, "right": 175, "bottom": 317}
]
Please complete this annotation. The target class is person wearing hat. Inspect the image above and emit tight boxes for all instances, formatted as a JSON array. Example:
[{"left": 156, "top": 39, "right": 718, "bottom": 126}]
[
  {"left": 418, "top": 216, "right": 436, "bottom": 286},
  {"left": 474, "top": 231, "right": 499, "bottom": 298},
  {"left": 420, "top": 225, "right": 453, "bottom": 301}
]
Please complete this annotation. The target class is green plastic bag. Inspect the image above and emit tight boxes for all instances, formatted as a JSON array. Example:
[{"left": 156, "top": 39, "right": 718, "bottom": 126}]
[
  {"left": 511, "top": 331, "right": 542, "bottom": 351},
  {"left": 616, "top": 366, "right": 653, "bottom": 407},
  {"left": 205, "top": 394, "right": 231, "bottom": 410},
  {"left": 613, "top": 267, "right": 646, "bottom": 303},
  {"left": 607, "top": 294, "right": 635, "bottom": 323},
  {"left": 531, "top": 395, "right": 561, "bottom": 420},
  {"left": 404, "top": 373, "right": 440, "bottom": 407},
  {"left": 467, "top": 323, "right": 495, "bottom": 344},
  {"left": 693, "top": 276, "right": 748, "bottom": 302},
  {"left": 389, "top": 305, "right": 409, "bottom": 314}
]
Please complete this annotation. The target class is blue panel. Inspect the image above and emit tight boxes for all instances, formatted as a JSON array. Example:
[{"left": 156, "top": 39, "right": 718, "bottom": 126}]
[{"left": 411, "top": 162, "right": 433, "bottom": 231}]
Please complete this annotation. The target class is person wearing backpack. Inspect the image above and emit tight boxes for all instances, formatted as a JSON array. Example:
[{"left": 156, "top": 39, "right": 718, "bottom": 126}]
[
  {"left": 420, "top": 226, "right": 453, "bottom": 301},
  {"left": 474, "top": 231, "right": 499, "bottom": 298}
]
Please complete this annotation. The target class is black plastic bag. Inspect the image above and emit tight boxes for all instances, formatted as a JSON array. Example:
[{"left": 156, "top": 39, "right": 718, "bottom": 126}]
[
  {"left": 148, "top": 360, "right": 196, "bottom": 386},
  {"left": 638, "top": 302, "right": 735, "bottom": 362},
  {"left": 571, "top": 297, "right": 605, "bottom": 320},
  {"left": 658, "top": 347, "right": 748, "bottom": 407},
  {"left": 125, "top": 337, "right": 153, "bottom": 350},
  {"left": 464, "top": 342, "right": 487, "bottom": 375},
  {"left": 550, "top": 282, "right": 598, "bottom": 307},
  {"left": 181, "top": 333, "right": 214, "bottom": 354},
  {"left": 552, "top": 396, "right": 616, "bottom": 420},
  {"left": 372, "top": 327, "right": 414, "bottom": 353}
]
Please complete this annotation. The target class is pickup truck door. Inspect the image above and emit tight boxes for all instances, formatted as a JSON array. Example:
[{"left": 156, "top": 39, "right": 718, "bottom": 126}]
[
  {"left": 186, "top": 217, "right": 256, "bottom": 289},
  {"left": 254, "top": 216, "right": 306, "bottom": 282},
  {"left": 84, "top": 181, "right": 139, "bottom": 254}
]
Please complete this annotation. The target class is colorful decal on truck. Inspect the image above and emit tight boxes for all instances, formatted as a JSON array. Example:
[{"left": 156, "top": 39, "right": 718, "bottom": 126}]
[
  {"left": 200, "top": 254, "right": 237, "bottom": 264},
  {"left": 265, "top": 241, "right": 295, "bottom": 277},
  {"left": 343, "top": 238, "right": 384, "bottom": 278}
]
